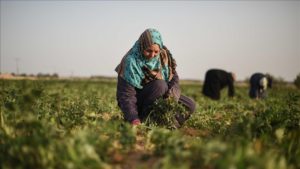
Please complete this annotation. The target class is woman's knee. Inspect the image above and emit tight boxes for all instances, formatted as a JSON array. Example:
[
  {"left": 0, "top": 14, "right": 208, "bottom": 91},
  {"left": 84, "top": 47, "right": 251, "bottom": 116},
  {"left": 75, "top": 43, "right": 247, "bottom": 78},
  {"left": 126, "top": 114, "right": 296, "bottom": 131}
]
[
  {"left": 144, "top": 80, "right": 168, "bottom": 96},
  {"left": 179, "top": 95, "right": 196, "bottom": 113}
]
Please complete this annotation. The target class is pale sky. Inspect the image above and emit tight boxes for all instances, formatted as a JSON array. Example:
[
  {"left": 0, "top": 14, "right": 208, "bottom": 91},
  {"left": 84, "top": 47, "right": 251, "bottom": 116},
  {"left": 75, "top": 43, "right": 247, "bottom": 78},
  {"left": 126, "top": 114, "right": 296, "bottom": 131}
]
[{"left": 1, "top": 0, "right": 299, "bottom": 81}]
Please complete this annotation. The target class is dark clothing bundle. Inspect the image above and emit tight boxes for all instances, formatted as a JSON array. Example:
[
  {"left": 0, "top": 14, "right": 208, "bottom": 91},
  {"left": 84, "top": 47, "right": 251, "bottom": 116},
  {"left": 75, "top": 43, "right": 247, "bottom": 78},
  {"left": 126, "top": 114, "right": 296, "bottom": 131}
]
[
  {"left": 249, "top": 73, "right": 272, "bottom": 99},
  {"left": 202, "top": 69, "right": 235, "bottom": 100},
  {"left": 117, "top": 73, "right": 196, "bottom": 124}
]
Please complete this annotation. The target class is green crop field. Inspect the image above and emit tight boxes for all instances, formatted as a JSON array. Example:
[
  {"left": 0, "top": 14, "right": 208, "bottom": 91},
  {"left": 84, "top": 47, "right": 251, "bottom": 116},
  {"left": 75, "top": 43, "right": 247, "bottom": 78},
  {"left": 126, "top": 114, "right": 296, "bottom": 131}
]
[{"left": 1, "top": 79, "right": 299, "bottom": 169}]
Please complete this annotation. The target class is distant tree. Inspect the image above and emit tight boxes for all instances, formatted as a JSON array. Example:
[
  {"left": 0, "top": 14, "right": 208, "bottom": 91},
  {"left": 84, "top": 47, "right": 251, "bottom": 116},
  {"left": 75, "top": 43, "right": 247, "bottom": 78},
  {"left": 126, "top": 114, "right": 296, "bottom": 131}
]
[
  {"left": 37, "top": 73, "right": 59, "bottom": 78},
  {"left": 37, "top": 73, "right": 44, "bottom": 78},
  {"left": 294, "top": 73, "right": 300, "bottom": 89},
  {"left": 20, "top": 73, "right": 27, "bottom": 77},
  {"left": 265, "top": 73, "right": 285, "bottom": 86},
  {"left": 52, "top": 73, "right": 59, "bottom": 78},
  {"left": 37, "top": 73, "right": 49, "bottom": 78}
]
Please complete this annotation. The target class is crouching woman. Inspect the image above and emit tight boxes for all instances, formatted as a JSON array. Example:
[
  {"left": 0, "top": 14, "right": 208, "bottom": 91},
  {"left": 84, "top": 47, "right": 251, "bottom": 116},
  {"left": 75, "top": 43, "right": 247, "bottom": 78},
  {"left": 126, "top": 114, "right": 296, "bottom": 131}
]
[{"left": 115, "top": 28, "right": 195, "bottom": 126}]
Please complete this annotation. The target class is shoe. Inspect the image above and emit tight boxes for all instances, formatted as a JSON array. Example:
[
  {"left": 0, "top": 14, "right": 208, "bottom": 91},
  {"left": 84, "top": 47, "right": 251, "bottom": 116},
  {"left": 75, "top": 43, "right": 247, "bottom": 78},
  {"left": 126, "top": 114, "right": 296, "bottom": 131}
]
[{"left": 175, "top": 113, "right": 186, "bottom": 126}]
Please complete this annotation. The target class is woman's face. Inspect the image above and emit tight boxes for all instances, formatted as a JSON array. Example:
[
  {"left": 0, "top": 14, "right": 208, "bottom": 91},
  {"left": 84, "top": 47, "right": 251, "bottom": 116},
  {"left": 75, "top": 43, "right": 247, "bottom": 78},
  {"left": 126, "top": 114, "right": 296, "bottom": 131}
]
[{"left": 143, "top": 44, "right": 160, "bottom": 60}]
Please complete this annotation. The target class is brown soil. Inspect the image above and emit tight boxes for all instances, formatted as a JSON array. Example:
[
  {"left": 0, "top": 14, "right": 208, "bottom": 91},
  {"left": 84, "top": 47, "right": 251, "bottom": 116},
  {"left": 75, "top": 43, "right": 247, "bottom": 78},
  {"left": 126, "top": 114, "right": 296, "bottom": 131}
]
[
  {"left": 180, "top": 127, "right": 210, "bottom": 137},
  {"left": 117, "top": 133, "right": 161, "bottom": 169}
]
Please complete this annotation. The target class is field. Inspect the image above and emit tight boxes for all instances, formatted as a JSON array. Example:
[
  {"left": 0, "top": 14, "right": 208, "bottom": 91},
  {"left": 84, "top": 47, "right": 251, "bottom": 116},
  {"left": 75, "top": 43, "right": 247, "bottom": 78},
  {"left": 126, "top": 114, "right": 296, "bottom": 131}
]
[{"left": 1, "top": 79, "right": 299, "bottom": 169}]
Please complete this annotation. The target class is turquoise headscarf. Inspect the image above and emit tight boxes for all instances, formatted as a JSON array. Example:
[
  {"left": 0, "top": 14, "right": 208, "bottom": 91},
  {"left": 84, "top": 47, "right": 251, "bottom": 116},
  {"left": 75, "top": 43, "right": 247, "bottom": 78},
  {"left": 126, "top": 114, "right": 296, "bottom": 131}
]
[{"left": 115, "top": 28, "right": 175, "bottom": 89}]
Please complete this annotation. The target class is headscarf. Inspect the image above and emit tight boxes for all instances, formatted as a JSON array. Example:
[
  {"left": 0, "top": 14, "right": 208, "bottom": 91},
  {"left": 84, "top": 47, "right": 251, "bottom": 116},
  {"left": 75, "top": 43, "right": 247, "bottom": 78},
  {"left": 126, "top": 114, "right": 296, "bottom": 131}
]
[
  {"left": 115, "top": 28, "right": 176, "bottom": 89},
  {"left": 259, "top": 77, "right": 268, "bottom": 90}
]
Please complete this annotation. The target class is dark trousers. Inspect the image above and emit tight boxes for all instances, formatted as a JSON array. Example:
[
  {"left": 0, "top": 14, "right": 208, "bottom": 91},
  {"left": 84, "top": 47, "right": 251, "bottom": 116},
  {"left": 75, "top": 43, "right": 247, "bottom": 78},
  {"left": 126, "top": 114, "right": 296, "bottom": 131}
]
[
  {"left": 249, "top": 87, "right": 267, "bottom": 99},
  {"left": 137, "top": 80, "right": 196, "bottom": 122}
]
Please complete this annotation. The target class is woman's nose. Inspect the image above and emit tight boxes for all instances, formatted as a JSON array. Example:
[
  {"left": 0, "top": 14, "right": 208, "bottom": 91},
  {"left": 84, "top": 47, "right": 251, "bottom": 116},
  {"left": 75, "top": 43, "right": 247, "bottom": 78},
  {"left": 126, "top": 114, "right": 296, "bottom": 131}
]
[{"left": 151, "top": 52, "right": 156, "bottom": 57}]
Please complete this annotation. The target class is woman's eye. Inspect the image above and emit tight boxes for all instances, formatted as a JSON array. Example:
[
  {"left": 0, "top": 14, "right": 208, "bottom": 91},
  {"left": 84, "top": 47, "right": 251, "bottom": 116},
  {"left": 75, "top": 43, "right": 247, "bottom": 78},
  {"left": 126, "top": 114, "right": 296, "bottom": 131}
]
[{"left": 145, "top": 49, "right": 160, "bottom": 55}]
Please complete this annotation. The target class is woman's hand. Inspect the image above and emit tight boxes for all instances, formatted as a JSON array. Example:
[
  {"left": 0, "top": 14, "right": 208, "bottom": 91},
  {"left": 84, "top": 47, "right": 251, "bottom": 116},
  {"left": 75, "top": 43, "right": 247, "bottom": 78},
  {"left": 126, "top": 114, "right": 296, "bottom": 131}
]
[
  {"left": 164, "top": 88, "right": 180, "bottom": 101},
  {"left": 131, "top": 119, "right": 141, "bottom": 126}
]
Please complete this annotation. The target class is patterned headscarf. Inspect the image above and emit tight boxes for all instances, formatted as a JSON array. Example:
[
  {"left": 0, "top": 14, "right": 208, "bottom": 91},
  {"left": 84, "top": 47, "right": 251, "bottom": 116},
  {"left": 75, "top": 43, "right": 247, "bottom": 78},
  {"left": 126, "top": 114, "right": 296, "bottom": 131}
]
[{"left": 115, "top": 28, "right": 176, "bottom": 89}]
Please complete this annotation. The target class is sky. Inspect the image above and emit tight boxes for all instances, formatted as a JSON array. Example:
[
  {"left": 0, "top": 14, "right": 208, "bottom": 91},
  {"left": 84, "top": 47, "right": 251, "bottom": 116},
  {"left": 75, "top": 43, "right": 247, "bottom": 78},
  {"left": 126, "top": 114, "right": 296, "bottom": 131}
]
[{"left": 1, "top": 0, "right": 299, "bottom": 81}]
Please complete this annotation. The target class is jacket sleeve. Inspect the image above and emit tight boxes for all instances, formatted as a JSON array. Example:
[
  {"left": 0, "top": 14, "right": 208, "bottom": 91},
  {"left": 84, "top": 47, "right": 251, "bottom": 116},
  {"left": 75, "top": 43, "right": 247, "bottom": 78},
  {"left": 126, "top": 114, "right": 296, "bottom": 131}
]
[
  {"left": 167, "top": 71, "right": 181, "bottom": 101},
  {"left": 116, "top": 76, "right": 139, "bottom": 122},
  {"left": 168, "top": 71, "right": 179, "bottom": 89}
]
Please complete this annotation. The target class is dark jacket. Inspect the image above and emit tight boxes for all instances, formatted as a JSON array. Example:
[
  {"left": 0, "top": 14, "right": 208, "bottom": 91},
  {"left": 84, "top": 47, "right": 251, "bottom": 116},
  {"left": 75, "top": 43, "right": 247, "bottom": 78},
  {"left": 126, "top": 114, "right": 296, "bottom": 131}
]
[
  {"left": 202, "top": 69, "right": 235, "bottom": 100},
  {"left": 249, "top": 73, "right": 271, "bottom": 99}
]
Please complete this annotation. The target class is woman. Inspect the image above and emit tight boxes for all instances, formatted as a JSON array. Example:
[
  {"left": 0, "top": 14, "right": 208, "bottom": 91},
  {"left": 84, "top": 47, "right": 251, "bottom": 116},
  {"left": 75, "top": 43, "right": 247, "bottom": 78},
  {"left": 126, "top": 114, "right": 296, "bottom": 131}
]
[
  {"left": 202, "top": 69, "right": 236, "bottom": 100},
  {"left": 115, "top": 28, "right": 195, "bottom": 126},
  {"left": 249, "top": 73, "right": 272, "bottom": 99}
]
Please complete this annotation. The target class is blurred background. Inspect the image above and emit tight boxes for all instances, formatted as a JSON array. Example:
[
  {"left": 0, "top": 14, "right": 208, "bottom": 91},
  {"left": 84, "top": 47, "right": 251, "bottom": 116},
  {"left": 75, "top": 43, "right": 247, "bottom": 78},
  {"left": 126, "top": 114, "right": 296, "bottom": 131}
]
[{"left": 0, "top": 0, "right": 299, "bottom": 81}]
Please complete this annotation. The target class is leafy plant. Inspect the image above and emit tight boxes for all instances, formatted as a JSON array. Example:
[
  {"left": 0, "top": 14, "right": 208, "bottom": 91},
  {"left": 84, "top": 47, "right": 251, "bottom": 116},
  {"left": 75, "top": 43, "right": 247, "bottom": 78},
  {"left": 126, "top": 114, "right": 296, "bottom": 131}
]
[
  {"left": 144, "top": 98, "right": 189, "bottom": 129},
  {"left": 1, "top": 79, "right": 299, "bottom": 169}
]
